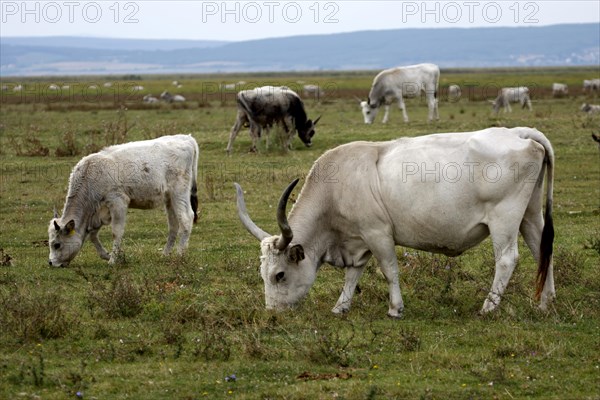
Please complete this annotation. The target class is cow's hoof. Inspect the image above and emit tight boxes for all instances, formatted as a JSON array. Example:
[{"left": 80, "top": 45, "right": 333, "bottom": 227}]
[
  {"left": 387, "top": 309, "right": 404, "bottom": 319},
  {"left": 331, "top": 306, "right": 350, "bottom": 315}
]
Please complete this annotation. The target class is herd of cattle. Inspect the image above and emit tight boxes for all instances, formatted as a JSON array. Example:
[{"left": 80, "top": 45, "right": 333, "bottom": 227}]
[{"left": 47, "top": 63, "right": 599, "bottom": 318}]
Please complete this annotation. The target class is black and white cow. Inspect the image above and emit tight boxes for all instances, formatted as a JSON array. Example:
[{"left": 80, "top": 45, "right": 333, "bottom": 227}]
[
  {"left": 226, "top": 86, "right": 320, "bottom": 154},
  {"left": 48, "top": 135, "right": 199, "bottom": 266}
]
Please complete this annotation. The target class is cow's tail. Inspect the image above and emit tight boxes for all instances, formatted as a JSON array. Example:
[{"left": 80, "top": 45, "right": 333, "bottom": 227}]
[
  {"left": 520, "top": 128, "right": 554, "bottom": 300},
  {"left": 190, "top": 136, "right": 200, "bottom": 224}
]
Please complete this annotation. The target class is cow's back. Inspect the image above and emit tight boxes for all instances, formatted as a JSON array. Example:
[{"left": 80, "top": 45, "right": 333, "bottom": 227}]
[{"left": 299, "top": 128, "right": 546, "bottom": 255}]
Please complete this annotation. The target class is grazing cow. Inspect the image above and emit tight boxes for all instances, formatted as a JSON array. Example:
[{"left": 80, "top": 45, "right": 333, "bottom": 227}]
[
  {"left": 235, "top": 127, "right": 555, "bottom": 318},
  {"left": 143, "top": 94, "right": 159, "bottom": 104},
  {"left": 160, "top": 91, "right": 186, "bottom": 103},
  {"left": 226, "top": 86, "right": 320, "bottom": 154},
  {"left": 592, "top": 133, "right": 600, "bottom": 149},
  {"left": 552, "top": 83, "right": 568, "bottom": 97},
  {"left": 491, "top": 87, "right": 532, "bottom": 114},
  {"left": 303, "top": 84, "right": 324, "bottom": 99},
  {"left": 359, "top": 63, "right": 439, "bottom": 124},
  {"left": 583, "top": 79, "right": 600, "bottom": 93},
  {"left": 448, "top": 84, "right": 462, "bottom": 101},
  {"left": 48, "top": 134, "right": 199, "bottom": 267},
  {"left": 580, "top": 103, "right": 600, "bottom": 114}
]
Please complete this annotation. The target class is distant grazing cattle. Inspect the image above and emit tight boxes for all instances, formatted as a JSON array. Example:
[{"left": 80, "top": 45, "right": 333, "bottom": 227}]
[
  {"left": 491, "top": 87, "right": 532, "bottom": 114},
  {"left": 226, "top": 86, "right": 320, "bottom": 154},
  {"left": 303, "top": 84, "right": 324, "bottom": 99},
  {"left": 103, "top": 82, "right": 113, "bottom": 88},
  {"left": 583, "top": 79, "right": 600, "bottom": 93},
  {"left": 221, "top": 83, "right": 236, "bottom": 90},
  {"left": 132, "top": 85, "right": 144, "bottom": 92},
  {"left": 160, "top": 91, "right": 186, "bottom": 103},
  {"left": 552, "top": 83, "right": 568, "bottom": 97},
  {"left": 235, "top": 127, "right": 555, "bottom": 317},
  {"left": 592, "top": 133, "right": 600, "bottom": 150},
  {"left": 448, "top": 84, "right": 461, "bottom": 101},
  {"left": 143, "top": 94, "right": 160, "bottom": 104},
  {"left": 48, "top": 84, "right": 59, "bottom": 90},
  {"left": 13, "top": 85, "right": 22, "bottom": 92},
  {"left": 48, "top": 135, "right": 199, "bottom": 267},
  {"left": 580, "top": 103, "right": 600, "bottom": 114},
  {"left": 359, "top": 63, "right": 439, "bottom": 123}
]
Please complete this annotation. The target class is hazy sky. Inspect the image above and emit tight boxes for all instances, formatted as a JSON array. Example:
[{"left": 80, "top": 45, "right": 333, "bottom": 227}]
[{"left": 1, "top": 1, "right": 599, "bottom": 41}]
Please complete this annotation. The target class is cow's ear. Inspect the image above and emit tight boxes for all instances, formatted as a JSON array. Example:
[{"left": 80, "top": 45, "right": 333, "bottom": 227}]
[
  {"left": 64, "top": 220, "right": 75, "bottom": 235},
  {"left": 287, "top": 244, "right": 305, "bottom": 264}
]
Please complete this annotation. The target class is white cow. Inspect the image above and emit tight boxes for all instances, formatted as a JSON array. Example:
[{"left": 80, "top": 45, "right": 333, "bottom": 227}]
[
  {"left": 303, "top": 84, "right": 324, "bottom": 99},
  {"left": 580, "top": 103, "right": 600, "bottom": 114},
  {"left": 160, "top": 91, "right": 186, "bottom": 103},
  {"left": 360, "top": 63, "right": 440, "bottom": 124},
  {"left": 552, "top": 83, "right": 568, "bottom": 97},
  {"left": 48, "top": 135, "right": 199, "bottom": 267},
  {"left": 491, "top": 87, "right": 532, "bottom": 114},
  {"left": 448, "top": 84, "right": 462, "bottom": 101},
  {"left": 143, "top": 94, "right": 160, "bottom": 104},
  {"left": 235, "top": 127, "right": 555, "bottom": 318},
  {"left": 583, "top": 79, "right": 600, "bottom": 93}
]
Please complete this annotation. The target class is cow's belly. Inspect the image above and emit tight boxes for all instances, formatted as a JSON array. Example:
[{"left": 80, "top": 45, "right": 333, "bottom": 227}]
[{"left": 393, "top": 222, "right": 490, "bottom": 256}]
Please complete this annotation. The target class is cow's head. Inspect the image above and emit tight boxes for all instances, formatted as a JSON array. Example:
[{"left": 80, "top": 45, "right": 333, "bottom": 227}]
[
  {"left": 297, "top": 116, "right": 321, "bottom": 147},
  {"left": 581, "top": 103, "right": 591, "bottom": 112},
  {"left": 234, "top": 179, "right": 316, "bottom": 310},
  {"left": 48, "top": 210, "right": 83, "bottom": 267},
  {"left": 489, "top": 98, "right": 502, "bottom": 114},
  {"left": 359, "top": 98, "right": 378, "bottom": 124}
]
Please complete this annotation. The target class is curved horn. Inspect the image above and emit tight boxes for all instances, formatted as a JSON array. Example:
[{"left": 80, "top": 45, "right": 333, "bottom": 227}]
[
  {"left": 275, "top": 178, "right": 300, "bottom": 250},
  {"left": 353, "top": 96, "right": 362, "bottom": 104},
  {"left": 234, "top": 183, "right": 270, "bottom": 241},
  {"left": 313, "top": 115, "right": 321, "bottom": 125},
  {"left": 53, "top": 206, "right": 59, "bottom": 219}
]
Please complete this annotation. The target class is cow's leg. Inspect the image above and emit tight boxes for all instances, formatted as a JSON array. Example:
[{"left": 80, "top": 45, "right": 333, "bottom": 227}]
[
  {"left": 249, "top": 124, "right": 261, "bottom": 153},
  {"left": 481, "top": 225, "right": 520, "bottom": 313},
  {"left": 505, "top": 102, "right": 512, "bottom": 113},
  {"left": 107, "top": 200, "right": 128, "bottom": 265},
  {"left": 426, "top": 92, "right": 438, "bottom": 122},
  {"left": 89, "top": 229, "right": 110, "bottom": 260},
  {"left": 367, "top": 240, "right": 404, "bottom": 318},
  {"left": 163, "top": 197, "right": 179, "bottom": 255},
  {"left": 332, "top": 266, "right": 366, "bottom": 314},
  {"left": 382, "top": 105, "right": 391, "bottom": 124},
  {"left": 175, "top": 196, "right": 195, "bottom": 254},
  {"left": 520, "top": 206, "right": 555, "bottom": 311},
  {"left": 398, "top": 98, "right": 409, "bottom": 123},
  {"left": 226, "top": 111, "right": 245, "bottom": 155}
]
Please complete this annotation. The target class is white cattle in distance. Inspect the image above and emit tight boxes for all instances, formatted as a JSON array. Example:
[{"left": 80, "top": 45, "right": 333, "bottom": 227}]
[
  {"left": 583, "top": 79, "right": 600, "bottom": 93},
  {"left": 491, "top": 87, "right": 532, "bottom": 114},
  {"left": 359, "top": 63, "right": 440, "bottom": 123},
  {"left": 160, "top": 91, "right": 186, "bottom": 103},
  {"left": 448, "top": 84, "right": 462, "bottom": 101},
  {"left": 580, "top": 103, "right": 600, "bottom": 114},
  {"left": 552, "top": 83, "right": 568, "bottom": 97},
  {"left": 48, "top": 134, "right": 199, "bottom": 267},
  {"left": 235, "top": 127, "right": 555, "bottom": 318},
  {"left": 143, "top": 94, "right": 160, "bottom": 104},
  {"left": 303, "top": 84, "right": 325, "bottom": 100}
]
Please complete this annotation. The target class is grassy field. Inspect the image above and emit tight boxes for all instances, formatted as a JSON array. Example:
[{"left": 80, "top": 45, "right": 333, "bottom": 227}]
[{"left": 0, "top": 68, "right": 599, "bottom": 399}]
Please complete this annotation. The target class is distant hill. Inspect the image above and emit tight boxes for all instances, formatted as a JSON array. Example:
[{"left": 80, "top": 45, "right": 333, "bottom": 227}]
[{"left": 1, "top": 24, "right": 598, "bottom": 76}]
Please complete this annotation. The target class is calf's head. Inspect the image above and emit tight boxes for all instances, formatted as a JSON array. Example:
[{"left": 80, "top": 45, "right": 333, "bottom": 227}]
[
  {"left": 234, "top": 179, "right": 316, "bottom": 310},
  {"left": 48, "top": 210, "right": 83, "bottom": 267},
  {"left": 359, "top": 98, "right": 378, "bottom": 124}
]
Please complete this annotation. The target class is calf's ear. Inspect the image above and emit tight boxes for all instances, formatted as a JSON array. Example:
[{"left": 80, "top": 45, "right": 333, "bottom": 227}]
[
  {"left": 64, "top": 220, "right": 75, "bottom": 235},
  {"left": 287, "top": 244, "right": 305, "bottom": 264}
]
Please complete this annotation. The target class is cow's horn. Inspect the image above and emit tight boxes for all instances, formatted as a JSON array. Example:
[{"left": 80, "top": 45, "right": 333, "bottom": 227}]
[
  {"left": 53, "top": 206, "right": 59, "bottom": 219},
  {"left": 275, "top": 178, "right": 300, "bottom": 250},
  {"left": 313, "top": 115, "right": 321, "bottom": 125},
  {"left": 234, "top": 183, "right": 270, "bottom": 241},
  {"left": 353, "top": 96, "right": 362, "bottom": 104}
]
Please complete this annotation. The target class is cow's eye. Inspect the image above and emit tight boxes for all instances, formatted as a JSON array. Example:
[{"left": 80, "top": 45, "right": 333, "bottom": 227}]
[
  {"left": 366, "top": 110, "right": 370, "bottom": 114},
  {"left": 53, "top": 243, "right": 61, "bottom": 250}
]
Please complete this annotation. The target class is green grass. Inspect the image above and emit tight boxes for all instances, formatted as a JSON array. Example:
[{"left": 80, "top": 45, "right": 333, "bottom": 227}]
[{"left": 1, "top": 68, "right": 599, "bottom": 399}]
